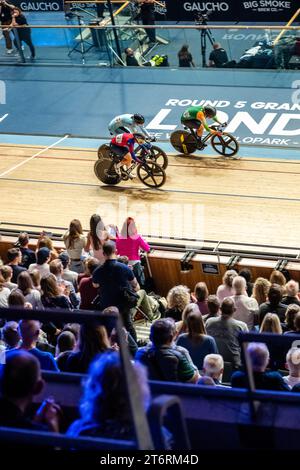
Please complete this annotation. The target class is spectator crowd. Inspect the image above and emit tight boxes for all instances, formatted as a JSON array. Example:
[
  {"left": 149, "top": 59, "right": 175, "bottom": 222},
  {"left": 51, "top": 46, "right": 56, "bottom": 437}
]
[{"left": 1, "top": 216, "right": 300, "bottom": 441}]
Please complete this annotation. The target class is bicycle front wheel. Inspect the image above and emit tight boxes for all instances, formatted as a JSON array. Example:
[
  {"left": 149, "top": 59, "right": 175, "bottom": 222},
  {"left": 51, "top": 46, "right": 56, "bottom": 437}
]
[
  {"left": 211, "top": 132, "right": 240, "bottom": 158},
  {"left": 137, "top": 161, "right": 166, "bottom": 188},
  {"left": 170, "top": 130, "right": 198, "bottom": 154}
]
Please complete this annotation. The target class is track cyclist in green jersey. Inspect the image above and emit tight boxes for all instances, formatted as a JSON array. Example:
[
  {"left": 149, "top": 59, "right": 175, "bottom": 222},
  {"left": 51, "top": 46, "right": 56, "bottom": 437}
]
[{"left": 181, "top": 105, "right": 226, "bottom": 145}]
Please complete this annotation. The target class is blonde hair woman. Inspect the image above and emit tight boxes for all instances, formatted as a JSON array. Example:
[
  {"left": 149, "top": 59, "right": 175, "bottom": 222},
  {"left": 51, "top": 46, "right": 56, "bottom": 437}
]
[
  {"left": 260, "top": 313, "right": 282, "bottom": 334},
  {"left": 176, "top": 303, "right": 199, "bottom": 337},
  {"left": 165, "top": 285, "right": 191, "bottom": 322},
  {"left": 63, "top": 219, "right": 87, "bottom": 273},
  {"left": 216, "top": 270, "right": 238, "bottom": 302},
  {"left": 252, "top": 277, "right": 271, "bottom": 305}
]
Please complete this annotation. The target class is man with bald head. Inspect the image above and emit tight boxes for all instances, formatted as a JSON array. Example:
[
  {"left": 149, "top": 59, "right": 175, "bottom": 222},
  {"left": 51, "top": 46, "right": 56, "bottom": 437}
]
[
  {"left": 18, "top": 320, "right": 59, "bottom": 371},
  {"left": 0, "top": 350, "right": 61, "bottom": 430}
]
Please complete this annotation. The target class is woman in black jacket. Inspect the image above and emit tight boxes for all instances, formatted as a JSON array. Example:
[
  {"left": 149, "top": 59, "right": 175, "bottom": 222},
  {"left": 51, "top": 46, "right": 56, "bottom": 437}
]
[{"left": 11, "top": 7, "right": 35, "bottom": 59}]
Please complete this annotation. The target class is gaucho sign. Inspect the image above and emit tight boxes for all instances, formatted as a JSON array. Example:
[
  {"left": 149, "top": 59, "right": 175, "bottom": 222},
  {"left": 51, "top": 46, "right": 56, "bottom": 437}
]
[{"left": 164, "top": 0, "right": 298, "bottom": 21}]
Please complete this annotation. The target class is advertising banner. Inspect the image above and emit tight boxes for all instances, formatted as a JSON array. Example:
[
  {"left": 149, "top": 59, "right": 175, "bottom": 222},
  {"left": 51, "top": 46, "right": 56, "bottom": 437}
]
[
  {"left": 163, "top": 0, "right": 299, "bottom": 22},
  {"left": 14, "top": 0, "right": 64, "bottom": 12}
]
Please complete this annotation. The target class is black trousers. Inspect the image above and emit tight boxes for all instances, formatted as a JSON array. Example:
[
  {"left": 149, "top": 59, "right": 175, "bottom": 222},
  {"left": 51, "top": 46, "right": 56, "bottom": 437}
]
[
  {"left": 13, "top": 33, "right": 35, "bottom": 58},
  {"left": 120, "top": 306, "right": 138, "bottom": 343},
  {"left": 141, "top": 14, "right": 156, "bottom": 42}
]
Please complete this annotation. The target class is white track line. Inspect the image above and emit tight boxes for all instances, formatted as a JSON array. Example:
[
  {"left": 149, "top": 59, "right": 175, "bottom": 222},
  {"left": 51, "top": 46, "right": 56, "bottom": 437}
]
[{"left": 0, "top": 134, "right": 69, "bottom": 178}]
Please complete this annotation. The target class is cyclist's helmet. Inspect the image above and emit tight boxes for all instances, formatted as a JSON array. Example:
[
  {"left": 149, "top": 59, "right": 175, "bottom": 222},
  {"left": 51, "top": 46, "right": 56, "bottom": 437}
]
[
  {"left": 132, "top": 113, "right": 145, "bottom": 125},
  {"left": 203, "top": 105, "right": 217, "bottom": 118},
  {"left": 133, "top": 132, "right": 146, "bottom": 143}
]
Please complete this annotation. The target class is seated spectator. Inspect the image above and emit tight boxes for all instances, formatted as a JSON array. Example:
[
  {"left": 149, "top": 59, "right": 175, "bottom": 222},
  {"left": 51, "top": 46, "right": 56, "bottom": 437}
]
[
  {"left": 16, "top": 271, "right": 43, "bottom": 309},
  {"left": 0, "top": 350, "right": 61, "bottom": 431},
  {"left": 176, "top": 311, "right": 218, "bottom": 370},
  {"left": 252, "top": 277, "right": 271, "bottom": 306},
  {"left": 116, "top": 217, "right": 150, "bottom": 288},
  {"left": 260, "top": 313, "right": 285, "bottom": 369},
  {"left": 58, "top": 251, "right": 78, "bottom": 291},
  {"left": 285, "top": 312, "right": 300, "bottom": 335},
  {"left": 192, "top": 282, "right": 209, "bottom": 316},
  {"left": 176, "top": 303, "right": 199, "bottom": 337},
  {"left": 40, "top": 274, "right": 72, "bottom": 310},
  {"left": 260, "top": 313, "right": 282, "bottom": 334},
  {"left": 284, "top": 304, "right": 300, "bottom": 334},
  {"left": 65, "top": 323, "right": 111, "bottom": 374},
  {"left": 17, "top": 320, "right": 59, "bottom": 371},
  {"left": 165, "top": 285, "right": 191, "bottom": 322},
  {"left": 55, "top": 330, "right": 76, "bottom": 372},
  {"left": 231, "top": 276, "right": 258, "bottom": 329},
  {"left": 79, "top": 257, "right": 100, "bottom": 310},
  {"left": 216, "top": 270, "right": 238, "bottom": 302},
  {"left": 259, "top": 284, "right": 287, "bottom": 325},
  {"left": 85, "top": 214, "right": 110, "bottom": 265},
  {"left": 28, "top": 248, "right": 51, "bottom": 279},
  {"left": 238, "top": 269, "right": 253, "bottom": 297},
  {"left": 0, "top": 265, "right": 17, "bottom": 291},
  {"left": 2, "top": 321, "right": 21, "bottom": 350},
  {"left": 67, "top": 351, "right": 150, "bottom": 440},
  {"left": 135, "top": 318, "right": 200, "bottom": 383},
  {"left": 92, "top": 241, "right": 139, "bottom": 341},
  {"left": 206, "top": 298, "right": 248, "bottom": 368},
  {"left": 29, "top": 269, "right": 41, "bottom": 291},
  {"left": 208, "top": 42, "right": 229, "bottom": 67},
  {"left": 197, "top": 376, "right": 215, "bottom": 386},
  {"left": 269, "top": 270, "right": 287, "bottom": 290},
  {"left": 202, "top": 354, "right": 225, "bottom": 386},
  {"left": 0, "top": 272, "right": 10, "bottom": 308},
  {"left": 203, "top": 295, "right": 221, "bottom": 323},
  {"left": 6, "top": 248, "right": 26, "bottom": 283},
  {"left": 63, "top": 219, "right": 87, "bottom": 273},
  {"left": 37, "top": 234, "right": 59, "bottom": 261},
  {"left": 124, "top": 47, "right": 140, "bottom": 66},
  {"left": 117, "top": 256, "right": 160, "bottom": 322},
  {"left": 49, "top": 259, "right": 79, "bottom": 308},
  {"left": 231, "top": 342, "right": 290, "bottom": 391},
  {"left": 178, "top": 44, "right": 195, "bottom": 67},
  {"left": 8, "top": 290, "right": 32, "bottom": 309},
  {"left": 282, "top": 280, "right": 300, "bottom": 306},
  {"left": 15, "top": 232, "right": 36, "bottom": 269},
  {"left": 284, "top": 347, "right": 300, "bottom": 389}
]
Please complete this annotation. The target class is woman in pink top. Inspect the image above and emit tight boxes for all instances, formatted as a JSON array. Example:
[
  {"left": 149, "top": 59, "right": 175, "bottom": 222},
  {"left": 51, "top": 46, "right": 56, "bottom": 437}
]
[{"left": 116, "top": 217, "right": 150, "bottom": 287}]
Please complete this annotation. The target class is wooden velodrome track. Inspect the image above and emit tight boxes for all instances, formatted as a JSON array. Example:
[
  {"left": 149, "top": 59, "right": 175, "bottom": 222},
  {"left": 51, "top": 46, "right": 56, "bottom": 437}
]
[{"left": 0, "top": 142, "right": 300, "bottom": 247}]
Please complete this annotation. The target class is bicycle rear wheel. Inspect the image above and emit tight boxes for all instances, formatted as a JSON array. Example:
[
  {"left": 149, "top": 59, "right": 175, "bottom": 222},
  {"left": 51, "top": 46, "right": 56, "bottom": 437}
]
[
  {"left": 94, "top": 158, "right": 121, "bottom": 185},
  {"left": 211, "top": 132, "right": 240, "bottom": 158},
  {"left": 97, "top": 144, "right": 111, "bottom": 161},
  {"left": 170, "top": 130, "right": 198, "bottom": 154},
  {"left": 137, "top": 161, "right": 166, "bottom": 188}
]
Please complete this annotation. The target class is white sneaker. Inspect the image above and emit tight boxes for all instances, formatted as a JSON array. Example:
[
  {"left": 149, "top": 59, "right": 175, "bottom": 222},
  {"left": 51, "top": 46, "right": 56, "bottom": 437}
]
[{"left": 6, "top": 49, "right": 13, "bottom": 54}]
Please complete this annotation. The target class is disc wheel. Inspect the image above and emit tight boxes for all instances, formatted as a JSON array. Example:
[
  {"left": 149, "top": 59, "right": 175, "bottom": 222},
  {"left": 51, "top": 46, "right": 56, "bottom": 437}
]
[
  {"left": 170, "top": 130, "right": 198, "bottom": 155},
  {"left": 137, "top": 161, "right": 166, "bottom": 188},
  {"left": 97, "top": 144, "right": 111, "bottom": 161},
  {"left": 94, "top": 158, "right": 121, "bottom": 185},
  {"left": 147, "top": 145, "right": 168, "bottom": 169},
  {"left": 211, "top": 132, "right": 240, "bottom": 158}
]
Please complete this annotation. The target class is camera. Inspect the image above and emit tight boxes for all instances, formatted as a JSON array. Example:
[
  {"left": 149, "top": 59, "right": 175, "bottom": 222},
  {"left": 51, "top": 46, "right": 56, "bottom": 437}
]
[{"left": 195, "top": 10, "right": 212, "bottom": 25}]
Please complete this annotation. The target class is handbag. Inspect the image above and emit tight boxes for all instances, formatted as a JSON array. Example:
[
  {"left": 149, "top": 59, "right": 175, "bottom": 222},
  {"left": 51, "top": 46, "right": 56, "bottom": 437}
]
[{"left": 120, "top": 286, "right": 139, "bottom": 309}]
